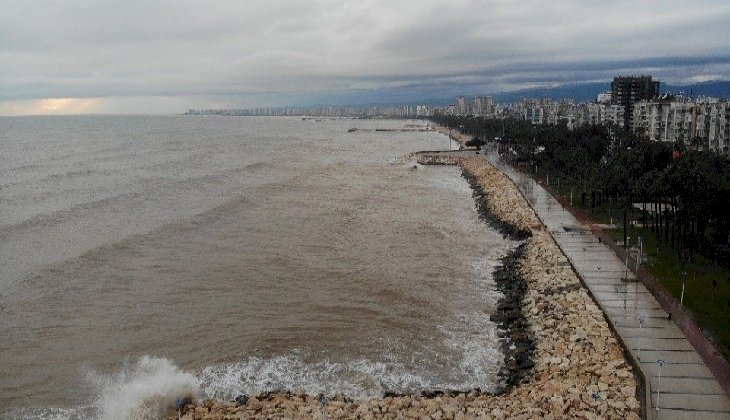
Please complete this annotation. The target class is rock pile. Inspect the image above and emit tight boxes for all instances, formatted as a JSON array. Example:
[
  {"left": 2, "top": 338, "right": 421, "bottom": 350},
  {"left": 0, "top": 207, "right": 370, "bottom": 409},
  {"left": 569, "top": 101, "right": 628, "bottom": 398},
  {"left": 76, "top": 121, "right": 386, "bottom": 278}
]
[{"left": 170, "top": 156, "right": 640, "bottom": 419}]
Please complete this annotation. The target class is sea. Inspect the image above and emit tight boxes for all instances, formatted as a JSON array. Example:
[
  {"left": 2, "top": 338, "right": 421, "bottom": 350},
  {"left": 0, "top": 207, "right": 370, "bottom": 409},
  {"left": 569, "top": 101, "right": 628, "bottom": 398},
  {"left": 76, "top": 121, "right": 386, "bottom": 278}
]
[{"left": 0, "top": 116, "right": 516, "bottom": 419}]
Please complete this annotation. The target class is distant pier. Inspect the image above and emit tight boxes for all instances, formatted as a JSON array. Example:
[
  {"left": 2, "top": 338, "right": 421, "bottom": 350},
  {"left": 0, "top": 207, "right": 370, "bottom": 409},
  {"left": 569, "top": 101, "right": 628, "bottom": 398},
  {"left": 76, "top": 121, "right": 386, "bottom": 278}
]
[{"left": 347, "top": 127, "right": 435, "bottom": 133}]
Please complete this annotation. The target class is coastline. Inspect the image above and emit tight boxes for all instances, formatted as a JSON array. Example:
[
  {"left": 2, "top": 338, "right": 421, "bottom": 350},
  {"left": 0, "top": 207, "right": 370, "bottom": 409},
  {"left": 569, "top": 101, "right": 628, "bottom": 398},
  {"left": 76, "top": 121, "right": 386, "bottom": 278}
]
[
  {"left": 170, "top": 152, "right": 641, "bottom": 419},
  {"left": 431, "top": 124, "right": 472, "bottom": 148}
]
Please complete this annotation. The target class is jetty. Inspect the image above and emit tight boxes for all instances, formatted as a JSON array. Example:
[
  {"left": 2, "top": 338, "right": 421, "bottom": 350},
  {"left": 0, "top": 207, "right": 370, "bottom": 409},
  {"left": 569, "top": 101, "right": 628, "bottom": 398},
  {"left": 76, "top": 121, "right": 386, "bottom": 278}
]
[{"left": 346, "top": 127, "right": 435, "bottom": 133}]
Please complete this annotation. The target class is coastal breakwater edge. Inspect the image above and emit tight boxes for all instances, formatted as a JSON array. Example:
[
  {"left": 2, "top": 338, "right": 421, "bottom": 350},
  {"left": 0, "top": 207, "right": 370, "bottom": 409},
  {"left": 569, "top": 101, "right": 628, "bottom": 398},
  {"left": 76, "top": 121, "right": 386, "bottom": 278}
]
[{"left": 167, "top": 151, "right": 641, "bottom": 419}]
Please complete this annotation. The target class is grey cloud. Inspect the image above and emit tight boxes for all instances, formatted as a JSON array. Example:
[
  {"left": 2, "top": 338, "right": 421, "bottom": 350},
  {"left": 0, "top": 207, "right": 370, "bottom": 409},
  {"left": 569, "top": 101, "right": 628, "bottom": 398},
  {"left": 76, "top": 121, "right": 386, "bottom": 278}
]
[{"left": 1, "top": 0, "right": 729, "bottom": 112}]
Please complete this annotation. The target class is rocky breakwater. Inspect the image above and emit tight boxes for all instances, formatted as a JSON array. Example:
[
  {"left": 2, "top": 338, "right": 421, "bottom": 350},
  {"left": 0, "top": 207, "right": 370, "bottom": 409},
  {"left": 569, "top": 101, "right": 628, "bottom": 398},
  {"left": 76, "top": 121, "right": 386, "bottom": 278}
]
[{"left": 170, "top": 156, "right": 640, "bottom": 419}]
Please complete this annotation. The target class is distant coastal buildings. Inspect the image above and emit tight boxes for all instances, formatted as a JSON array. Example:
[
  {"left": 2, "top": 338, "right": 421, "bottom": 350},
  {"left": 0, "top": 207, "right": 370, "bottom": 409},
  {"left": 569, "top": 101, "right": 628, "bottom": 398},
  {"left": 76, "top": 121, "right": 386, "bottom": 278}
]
[
  {"left": 437, "top": 76, "right": 729, "bottom": 155},
  {"left": 185, "top": 104, "right": 435, "bottom": 118},
  {"left": 184, "top": 75, "right": 730, "bottom": 155}
]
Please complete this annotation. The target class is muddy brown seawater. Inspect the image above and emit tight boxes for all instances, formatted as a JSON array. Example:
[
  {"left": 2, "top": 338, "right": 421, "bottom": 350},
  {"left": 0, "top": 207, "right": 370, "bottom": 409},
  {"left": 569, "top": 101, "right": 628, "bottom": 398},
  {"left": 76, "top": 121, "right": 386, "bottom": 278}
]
[{"left": 176, "top": 154, "right": 640, "bottom": 419}]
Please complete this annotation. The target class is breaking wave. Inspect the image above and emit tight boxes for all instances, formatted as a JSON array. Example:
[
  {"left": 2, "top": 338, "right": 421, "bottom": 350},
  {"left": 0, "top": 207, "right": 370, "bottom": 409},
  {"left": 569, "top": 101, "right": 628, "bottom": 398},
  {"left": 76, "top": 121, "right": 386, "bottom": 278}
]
[
  {"left": 199, "top": 344, "right": 501, "bottom": 401},
  {"left": 3, "top": 356, "right": 198, "bottom": 420},
  {"left": 6, "top": 340, "right": 502, "bottom": 419},
  {"left": 91, "top": 356, "right": 199, "bottom": 420}
]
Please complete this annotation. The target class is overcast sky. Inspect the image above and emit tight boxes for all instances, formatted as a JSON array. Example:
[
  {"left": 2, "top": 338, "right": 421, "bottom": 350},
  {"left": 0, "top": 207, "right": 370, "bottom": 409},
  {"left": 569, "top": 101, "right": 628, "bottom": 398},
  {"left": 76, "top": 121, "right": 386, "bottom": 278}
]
[{"left": 1, "top": 0, "right": 729, "bottom": 115}]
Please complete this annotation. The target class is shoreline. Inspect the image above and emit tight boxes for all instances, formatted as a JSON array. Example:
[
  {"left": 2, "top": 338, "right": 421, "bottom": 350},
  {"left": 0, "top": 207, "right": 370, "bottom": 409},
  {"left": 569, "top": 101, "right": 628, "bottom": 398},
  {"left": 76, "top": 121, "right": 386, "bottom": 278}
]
[
  {"left": 431, "top": 124, "right": 472, "bottom": 148},
  {"left": 170, "top": 153, "right": 640, "bottom": 419},
  {"left": 461, "top": 167, "right": 535, "bottom": 391}
]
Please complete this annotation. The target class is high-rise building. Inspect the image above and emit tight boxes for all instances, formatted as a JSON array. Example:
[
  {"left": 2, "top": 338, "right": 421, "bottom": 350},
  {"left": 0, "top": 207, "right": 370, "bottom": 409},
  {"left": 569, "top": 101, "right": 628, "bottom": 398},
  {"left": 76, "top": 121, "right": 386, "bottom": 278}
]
[
  {"left": 524, "top": 107, "right": 544, "bottom": 125},
  {"left": 611, "top": 76, "right": 660, "bottom": 129},
  {"left": 478, "top": 96, "right": 496, "bottom": 117},
  {"left": 632, "top": 96, "right": 699, "bottom": 145},
  {"left": 456, "top": 96, "right": 468, "bottom": 115},
  {"left": 697, "top": 101, "right": 730, "bottom": 154}
]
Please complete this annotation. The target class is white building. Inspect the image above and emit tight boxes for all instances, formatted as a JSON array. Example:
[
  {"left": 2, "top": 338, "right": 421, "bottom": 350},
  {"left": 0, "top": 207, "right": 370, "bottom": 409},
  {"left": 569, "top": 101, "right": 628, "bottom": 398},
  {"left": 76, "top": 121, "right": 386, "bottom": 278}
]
[
  {"left": 524, "top": 107, "right": 544, "bottom": 124},
  {"left": 602, "top": 104, "right": 625, "bottom": 128},
  {"left": 575, "top": 103, "right": 603, "bottom": 127},
  {"left": 456, "top": 97, "right": 469, "bottom": 115},
  {"left": 631, "top": 97, "right": 729, "bottom": 154},
  {"left": 479, "top": 96, "right": 497, "bottom": 117},
  {"left": 471, "top": 97, "right": 482, "bottom": 115},
  {"left": 416, "top": 105, "right": 433, "bottom": 117},
  {"left": 697, "top": 101, "right": 730, "bottom": 154},
  {"left": 665, "top": 101, "right": 695, "bottom": 144},
  {"left": 632, "top": 100, "right": 672, "bottom": 142}
]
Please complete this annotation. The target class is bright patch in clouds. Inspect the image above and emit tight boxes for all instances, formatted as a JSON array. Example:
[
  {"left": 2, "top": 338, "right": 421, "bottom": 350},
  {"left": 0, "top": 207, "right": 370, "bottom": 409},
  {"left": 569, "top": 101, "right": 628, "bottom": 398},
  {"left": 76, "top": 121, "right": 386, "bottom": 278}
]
[
  {"left": 1, "top": 98, "right": 101, "bottom": 116},
  {"left": 40, "top": 98, "right": 98, "bottom": 112}
]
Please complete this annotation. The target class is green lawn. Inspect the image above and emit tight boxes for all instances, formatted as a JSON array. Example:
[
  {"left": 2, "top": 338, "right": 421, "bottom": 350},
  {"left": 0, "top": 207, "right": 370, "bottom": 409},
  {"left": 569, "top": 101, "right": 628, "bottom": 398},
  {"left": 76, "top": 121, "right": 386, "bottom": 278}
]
[
  {"left": 605, "top": 226, "right": 730, "bottom": 361},
  {"left": 542, "top": 179, "right": 730, "bottom": 361}
]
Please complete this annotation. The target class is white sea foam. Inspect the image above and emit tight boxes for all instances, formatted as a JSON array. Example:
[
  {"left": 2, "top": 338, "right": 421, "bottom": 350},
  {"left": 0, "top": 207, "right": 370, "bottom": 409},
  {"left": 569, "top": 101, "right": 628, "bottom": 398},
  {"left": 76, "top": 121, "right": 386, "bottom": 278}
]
[
  {"left": 441, "top": 312, "right": 503, "bottom": 379},
  {"left": 91, "top": 355, "right": 199, "bottom": 420},
  {"left": 5, "top": 344, "right": 500, "bottom": 420},
  {"left": 199, "top": 354, "right": 430, "bottom": 400},
  {"left": 198, "top": 345, "right": 501, "bottom": 401}
]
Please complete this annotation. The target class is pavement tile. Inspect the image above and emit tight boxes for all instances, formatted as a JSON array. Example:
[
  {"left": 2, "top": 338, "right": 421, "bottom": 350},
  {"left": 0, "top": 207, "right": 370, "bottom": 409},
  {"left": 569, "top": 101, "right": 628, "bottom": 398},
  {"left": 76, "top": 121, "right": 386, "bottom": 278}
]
[
  {"left": 619, "top": 326, "right": 686, "bottom": 339},
  {"left": 654, "top": 409, "right": 730, "bottom": 419},
  {"left": 652, "top": 377, "right": 727, "bottom": 395},
  {"left": 650, "top": 393, "right": 730, "bottom": 412},
  {"left": 624, "top": 336, "right": 697, "bottom": 352},
  {"left": 640, "top": 361, "right": 715, "bottom": 379}
]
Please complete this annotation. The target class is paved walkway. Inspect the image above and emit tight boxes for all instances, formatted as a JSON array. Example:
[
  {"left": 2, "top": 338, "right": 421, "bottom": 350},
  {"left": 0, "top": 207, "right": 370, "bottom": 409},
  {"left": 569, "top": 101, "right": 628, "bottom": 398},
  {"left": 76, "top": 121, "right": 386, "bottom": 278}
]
[{"left": 483, "top": 151, "right": 730, "bottom": 419}]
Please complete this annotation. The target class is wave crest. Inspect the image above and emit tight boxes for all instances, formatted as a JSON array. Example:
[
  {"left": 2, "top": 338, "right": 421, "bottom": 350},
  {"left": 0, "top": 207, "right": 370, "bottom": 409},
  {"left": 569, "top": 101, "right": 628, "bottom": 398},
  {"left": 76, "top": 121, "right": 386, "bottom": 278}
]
[{"left": 92, "top": 356, "right": 199, "bottom": 420}]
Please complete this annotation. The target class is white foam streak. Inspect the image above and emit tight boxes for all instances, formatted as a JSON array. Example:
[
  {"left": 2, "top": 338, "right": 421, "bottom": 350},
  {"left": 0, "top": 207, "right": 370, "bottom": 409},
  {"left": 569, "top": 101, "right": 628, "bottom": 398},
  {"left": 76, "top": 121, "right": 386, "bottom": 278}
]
[
  {"left": 199, "top": 355, "right": 426, "bottom": 400},
  {"left": 7, "top": 344, "right": 501, "bottom": 420},
  {"left": 198, "top": 348, "right": 501, "bottom": 401}
]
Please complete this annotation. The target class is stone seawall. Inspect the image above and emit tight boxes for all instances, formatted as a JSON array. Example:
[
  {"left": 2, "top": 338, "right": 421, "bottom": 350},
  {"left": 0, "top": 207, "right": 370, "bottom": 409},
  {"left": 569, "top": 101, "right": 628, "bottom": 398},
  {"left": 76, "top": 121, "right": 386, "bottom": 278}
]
[{"left": 171, "top": 155, "right": 640, "bottom": 419}]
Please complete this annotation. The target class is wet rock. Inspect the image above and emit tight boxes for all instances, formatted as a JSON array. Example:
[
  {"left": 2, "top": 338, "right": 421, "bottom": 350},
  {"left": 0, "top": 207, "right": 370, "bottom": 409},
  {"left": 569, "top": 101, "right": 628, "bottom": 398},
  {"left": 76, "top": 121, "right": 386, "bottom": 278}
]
[{"left": 193, "top": 406, "right": 208, "bottom": 420}]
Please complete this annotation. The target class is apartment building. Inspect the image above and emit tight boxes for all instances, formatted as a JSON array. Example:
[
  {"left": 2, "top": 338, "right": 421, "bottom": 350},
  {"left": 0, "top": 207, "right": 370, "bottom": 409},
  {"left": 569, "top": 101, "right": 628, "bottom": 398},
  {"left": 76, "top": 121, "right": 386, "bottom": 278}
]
[{"left": 611, "top": 76, "right": 660, "bottom": 128}]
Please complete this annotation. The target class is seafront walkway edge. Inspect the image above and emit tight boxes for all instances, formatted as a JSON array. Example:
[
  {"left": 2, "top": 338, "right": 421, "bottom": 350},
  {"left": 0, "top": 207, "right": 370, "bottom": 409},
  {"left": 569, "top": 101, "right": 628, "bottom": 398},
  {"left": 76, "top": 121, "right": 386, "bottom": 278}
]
[{"left": 482, "top": 149, "right": 730, "bottom": 420}]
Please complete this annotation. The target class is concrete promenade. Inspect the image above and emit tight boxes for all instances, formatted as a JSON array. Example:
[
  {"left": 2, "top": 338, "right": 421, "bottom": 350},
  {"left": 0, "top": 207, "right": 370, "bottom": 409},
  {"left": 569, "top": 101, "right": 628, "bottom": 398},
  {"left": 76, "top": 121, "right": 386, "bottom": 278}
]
[{"left": 484, "top": 151, "right": 730, "bottom": 419}]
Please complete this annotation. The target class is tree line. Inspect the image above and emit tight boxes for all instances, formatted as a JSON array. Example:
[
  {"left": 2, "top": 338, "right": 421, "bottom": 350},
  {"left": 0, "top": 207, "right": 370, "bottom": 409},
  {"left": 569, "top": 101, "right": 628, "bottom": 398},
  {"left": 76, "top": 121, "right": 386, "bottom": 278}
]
[{"left": 430, "top": 115, "right": 730, "bottom": 264}]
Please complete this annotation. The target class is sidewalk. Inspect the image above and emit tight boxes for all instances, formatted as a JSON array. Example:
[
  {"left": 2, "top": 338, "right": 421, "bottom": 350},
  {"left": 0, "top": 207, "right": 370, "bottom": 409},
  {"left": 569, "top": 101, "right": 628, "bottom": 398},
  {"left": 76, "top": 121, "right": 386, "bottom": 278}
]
[{"left": 485, "top": 151, "right": 730, "bottom": 419}]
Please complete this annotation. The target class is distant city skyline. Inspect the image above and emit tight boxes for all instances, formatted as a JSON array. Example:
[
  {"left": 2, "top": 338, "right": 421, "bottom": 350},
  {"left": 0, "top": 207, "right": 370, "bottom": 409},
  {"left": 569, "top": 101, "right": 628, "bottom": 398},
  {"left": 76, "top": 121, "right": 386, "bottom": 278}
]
[{"left": 2, "top": 0, "right": 730, "bottom": 115}]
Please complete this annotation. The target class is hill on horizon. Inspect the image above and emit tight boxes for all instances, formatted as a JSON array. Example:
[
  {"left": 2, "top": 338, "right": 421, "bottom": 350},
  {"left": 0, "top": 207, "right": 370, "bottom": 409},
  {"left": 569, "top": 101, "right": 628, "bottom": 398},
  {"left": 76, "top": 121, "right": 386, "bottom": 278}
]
[
  {"left": 489, "top": 80, "right": 730, "bottom": 104},
  {"left": 312, "top": 80, "right": 730, "bottom": 109}
]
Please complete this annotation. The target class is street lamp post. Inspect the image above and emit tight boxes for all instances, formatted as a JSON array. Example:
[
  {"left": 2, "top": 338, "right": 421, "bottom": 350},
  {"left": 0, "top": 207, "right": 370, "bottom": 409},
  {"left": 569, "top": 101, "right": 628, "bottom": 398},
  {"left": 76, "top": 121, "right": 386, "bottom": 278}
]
[
  {"left": 681, "top": 271, "right": 687, "bottom": 306},
  {"left": 625, "top": 236, "right": 631, "bottom": 280},
  {"left": 656, "top": 359, "right": 665, "bottom": 411}
]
